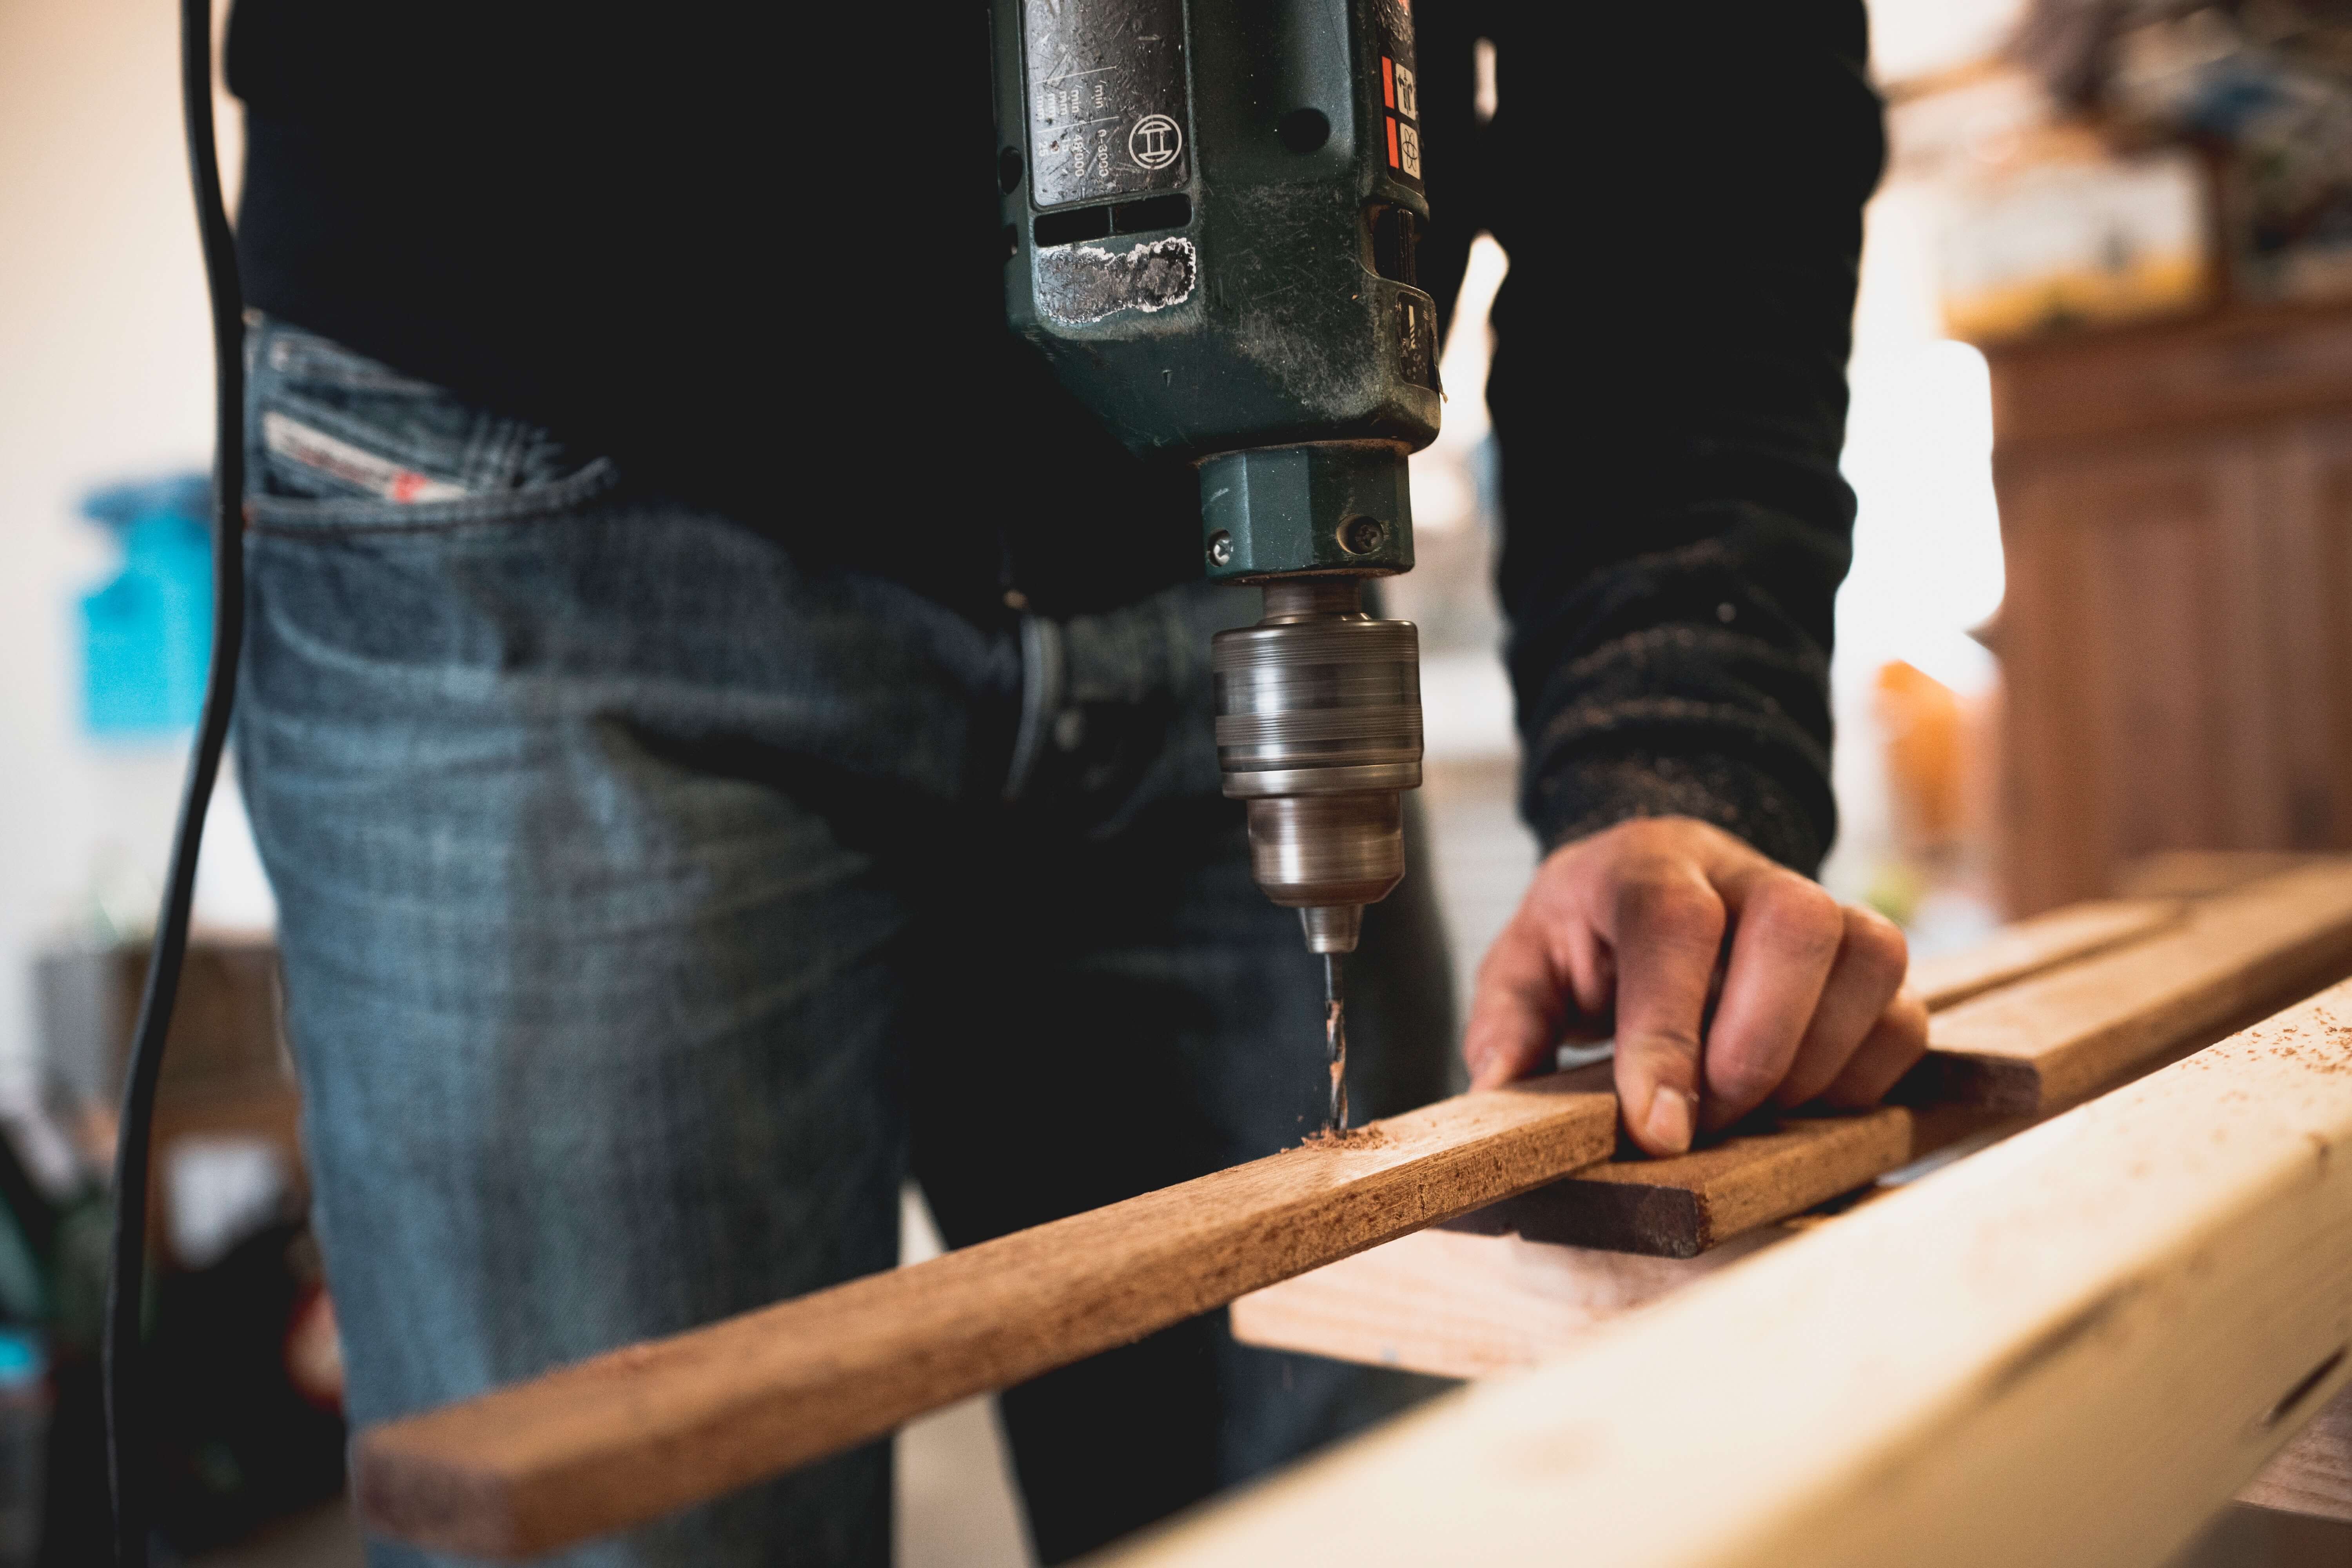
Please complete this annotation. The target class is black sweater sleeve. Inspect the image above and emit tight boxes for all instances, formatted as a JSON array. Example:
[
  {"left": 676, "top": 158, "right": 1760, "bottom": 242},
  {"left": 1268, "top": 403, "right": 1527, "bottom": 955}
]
[{"left": 1417, "top": 2, "right": 1884, "bottom": 874}]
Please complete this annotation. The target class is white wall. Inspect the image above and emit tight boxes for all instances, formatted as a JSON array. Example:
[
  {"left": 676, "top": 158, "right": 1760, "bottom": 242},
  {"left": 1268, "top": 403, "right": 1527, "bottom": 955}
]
[{"left": 0, "top": 0, "right": 264, "bottom": 1087}]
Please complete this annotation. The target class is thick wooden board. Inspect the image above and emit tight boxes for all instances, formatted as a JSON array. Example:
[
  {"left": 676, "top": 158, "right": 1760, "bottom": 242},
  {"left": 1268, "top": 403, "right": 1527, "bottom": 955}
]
[
  {"left": 1921, "top": 860, "right": 2352, "bottom": 1113},
  {"left": 2240, "top": 1382, "right": 2352, "bottom": 1523},
  {"left": 353, "top": 1074, "right": 1616, "bottom": 1559},
  {"left": 1229, "top": 1225, "right": 1784, "bottom": 1380},
  {"left": 1102, "top": 980, "right": 2352, "bottom": 1568},
  {"left": 1908, "top": 897, "right": 2181, "bottom": 1009},
  {"left": 1232, "top": 1117, "right": 1994, "bottom": 1371}
]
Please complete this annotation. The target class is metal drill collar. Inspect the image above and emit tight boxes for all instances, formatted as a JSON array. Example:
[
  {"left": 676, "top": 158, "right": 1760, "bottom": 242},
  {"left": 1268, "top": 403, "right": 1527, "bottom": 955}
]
[
  {"left": 1217, "top": 763, "right": 1422, "bottom": 799},
  {"left": 1210, "top": 579, "right": 1423, "bottom": 924},
  {"left": 1243, "top": 793, "right": 1407, "bottom": 911},
  {"left": 1210, "top": 615, "right": 1423, "bottom": 780}
]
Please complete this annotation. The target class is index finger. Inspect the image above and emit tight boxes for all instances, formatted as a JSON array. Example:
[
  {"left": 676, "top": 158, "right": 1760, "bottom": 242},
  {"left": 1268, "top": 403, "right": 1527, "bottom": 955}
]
[{"left": 1602, "top": 862, "right": 1726, "bottom": 1156}]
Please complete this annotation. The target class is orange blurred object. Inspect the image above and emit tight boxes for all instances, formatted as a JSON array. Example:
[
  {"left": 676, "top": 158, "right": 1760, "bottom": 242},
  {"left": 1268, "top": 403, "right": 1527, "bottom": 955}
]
[{"left": 1875, "top": 659, "right": 1966, "bottom": 861}]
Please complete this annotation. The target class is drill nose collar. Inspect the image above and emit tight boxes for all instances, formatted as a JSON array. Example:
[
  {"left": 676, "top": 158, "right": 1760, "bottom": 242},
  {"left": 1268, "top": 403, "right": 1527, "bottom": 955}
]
[{"left": 1211, "top": 578, "right": 1422, "bottom": 954}]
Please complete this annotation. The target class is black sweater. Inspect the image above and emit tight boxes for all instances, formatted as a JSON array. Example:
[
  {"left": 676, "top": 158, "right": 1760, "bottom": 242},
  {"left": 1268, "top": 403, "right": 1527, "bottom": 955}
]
[{"left": 227, "top": 1, "right": 1882, "bottom": 871}]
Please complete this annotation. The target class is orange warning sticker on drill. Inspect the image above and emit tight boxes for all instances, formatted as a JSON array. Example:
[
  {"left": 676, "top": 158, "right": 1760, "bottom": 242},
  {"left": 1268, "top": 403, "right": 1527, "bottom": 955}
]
[{"left": 1376, "top": 0, "right": 1422, "bottom": 191}]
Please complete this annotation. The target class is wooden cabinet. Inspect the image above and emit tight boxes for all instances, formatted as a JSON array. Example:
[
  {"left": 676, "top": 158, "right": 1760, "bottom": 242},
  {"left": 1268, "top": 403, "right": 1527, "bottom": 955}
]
[{"left": 1985, "top": 305, "right": 2352, "bottom": 915}]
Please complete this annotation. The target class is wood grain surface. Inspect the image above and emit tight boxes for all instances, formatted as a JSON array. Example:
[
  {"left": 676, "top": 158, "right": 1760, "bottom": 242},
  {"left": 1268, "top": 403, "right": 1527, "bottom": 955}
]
[
  {"left": 1922, "top": 859, "right": 2352, "bottom": 1112},
  {"left": 1105, "top": 980, "right": 2352, "bottom": 1568},
  {"left": 353, "top": 1074, "right": 1616, "bottom": 1559},
  {"left": 1454, "top": 1099, "right": 1940, "bottom": 1258},
  {"left": 1229, "top": 1224, "right": 1787, "bottom": 1380},
  {"left": 1907, "top": 897, "right": 2180, "bottom": 1009}
]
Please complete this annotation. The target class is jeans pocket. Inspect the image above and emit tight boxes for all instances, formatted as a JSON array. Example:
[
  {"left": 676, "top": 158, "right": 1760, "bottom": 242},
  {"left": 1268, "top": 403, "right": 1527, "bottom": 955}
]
[{"left": 243, "top": 315, "right": 618, "bottom": 535}]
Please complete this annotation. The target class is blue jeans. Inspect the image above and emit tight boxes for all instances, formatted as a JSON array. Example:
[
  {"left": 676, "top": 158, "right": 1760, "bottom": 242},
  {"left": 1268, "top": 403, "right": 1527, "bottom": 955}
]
[{"left": 233, "top": 318, "right": 1457, "bottom": 1566}]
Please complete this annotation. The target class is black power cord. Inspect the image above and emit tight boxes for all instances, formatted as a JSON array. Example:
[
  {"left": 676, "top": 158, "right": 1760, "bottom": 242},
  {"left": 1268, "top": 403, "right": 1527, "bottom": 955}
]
[{"left": 105, "top": 0, "right": 246, "bottom": 1558}]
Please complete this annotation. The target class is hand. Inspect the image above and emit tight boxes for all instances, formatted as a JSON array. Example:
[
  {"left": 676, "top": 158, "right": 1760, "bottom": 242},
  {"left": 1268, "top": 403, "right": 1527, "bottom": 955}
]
[{"left": 1462, "top": 817, "right": 1928, "bottom": 1156}]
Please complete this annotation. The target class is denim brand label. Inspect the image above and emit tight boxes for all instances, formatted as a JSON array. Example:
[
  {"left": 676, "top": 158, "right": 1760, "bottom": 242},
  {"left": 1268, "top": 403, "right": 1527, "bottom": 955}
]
[{"left": 262, "top": 412, "right": 469, "bottom": 503}]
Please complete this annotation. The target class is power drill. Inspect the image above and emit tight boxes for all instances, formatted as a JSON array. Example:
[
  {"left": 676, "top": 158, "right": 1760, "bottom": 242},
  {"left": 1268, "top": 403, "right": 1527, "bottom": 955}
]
[{"left": 993, "top": 0, "right": 1439, "bottom": 1124}]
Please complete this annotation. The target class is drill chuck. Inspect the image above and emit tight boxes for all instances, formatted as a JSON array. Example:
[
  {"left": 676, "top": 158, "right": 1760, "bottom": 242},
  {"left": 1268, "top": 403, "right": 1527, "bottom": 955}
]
[{"left": 1212, "top": 579, "right": 1423, "bottom": 954}]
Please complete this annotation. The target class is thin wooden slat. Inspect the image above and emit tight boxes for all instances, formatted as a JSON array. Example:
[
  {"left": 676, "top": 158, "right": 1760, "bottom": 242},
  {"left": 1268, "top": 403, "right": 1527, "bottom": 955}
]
[
  {"left": 353, "top": 1073, "right": 1616, "bottom": 1560},
  {"left": 1450, "top": 1103, "right": 1944, "bottom": 1258},
  {"left": 1476, "top": 865, "right": 2352, "bottom": 1258},
  {"left": 1922, "top": 859, "right": 2352, "bottom": 1113},
  {"left": 1908, "top": 896, "right": 2181, "bottom": 1009},
  {"left": 1539, "top": 1107, "right": 1918, "bottom": 1248},
  {"left": 1101, "top": 979, "right": 2352, "bottom": 1568}
]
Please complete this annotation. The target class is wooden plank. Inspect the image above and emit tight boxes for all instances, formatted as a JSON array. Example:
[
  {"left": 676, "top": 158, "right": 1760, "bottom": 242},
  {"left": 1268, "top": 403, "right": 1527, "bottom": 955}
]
[
  {"left": 1908, "top": 897, "right": 2181, "bottom": 1009},
  {"left": 1233, "top": 1123, "right": 1979, "bottom": 1372},
  {"left": 1234, "top": 1197, "right": 1918, "bottom": 1379},
  {"left": 352, "top": 1074, "right": 1616, "bottom": 1560},
  {"left": 2240, "top": 1382, "right": 2352, "bottom": 1523},
  {"left": 1229, "top": 1225, "right": 1785, "bottom": 1380},
  {"left": 1920, "top": 859, "right": 2352, "bottom": 1113},
  {"left": 1101, "top": 979, "right": 2352, "bottom": 1568},
  {"left": 1452, "top": 1100, "right": 1952, "bottom": 1258}
]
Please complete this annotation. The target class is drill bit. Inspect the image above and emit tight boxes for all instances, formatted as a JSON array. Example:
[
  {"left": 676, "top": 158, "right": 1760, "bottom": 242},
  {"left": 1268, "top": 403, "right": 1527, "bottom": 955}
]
[{"left": 1323, "top": 952, "right": 1350, "bottom": 1136}]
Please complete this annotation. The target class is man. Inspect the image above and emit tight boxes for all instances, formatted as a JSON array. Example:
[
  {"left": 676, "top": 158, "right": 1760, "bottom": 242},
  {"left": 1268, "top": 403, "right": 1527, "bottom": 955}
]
[{"left": 223, "top": 2, "right": 1918, "bottom": 1562}]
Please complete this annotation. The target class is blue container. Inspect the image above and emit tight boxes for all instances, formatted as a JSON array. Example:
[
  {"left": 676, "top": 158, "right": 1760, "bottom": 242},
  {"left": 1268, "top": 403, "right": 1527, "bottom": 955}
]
[
  {"left": 78, "top": 475, "right": 214, "bottom": 738},
  {"left": 0, "top": 1329, "right": 46, "bottom": 1567}
]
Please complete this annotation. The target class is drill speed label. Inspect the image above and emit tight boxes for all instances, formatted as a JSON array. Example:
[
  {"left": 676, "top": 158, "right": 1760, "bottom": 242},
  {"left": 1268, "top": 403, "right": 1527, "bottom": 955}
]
[
  {"left": 1376, "top": 0, "right": 1423, "bottom": 190},
  {"left": 1022, "top": 0, "right": 1191, "bottom": 208}
]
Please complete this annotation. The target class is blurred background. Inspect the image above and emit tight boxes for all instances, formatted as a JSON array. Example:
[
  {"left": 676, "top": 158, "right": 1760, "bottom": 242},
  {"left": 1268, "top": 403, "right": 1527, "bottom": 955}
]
[{"left": 5, "top": 0, "right": 2352, "bottom": 1562}]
